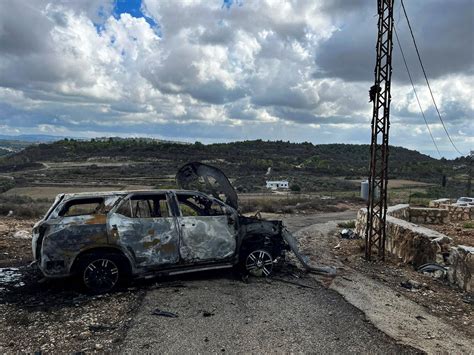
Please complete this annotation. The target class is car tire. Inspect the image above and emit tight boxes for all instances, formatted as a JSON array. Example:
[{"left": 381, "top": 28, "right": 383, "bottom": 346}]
[
  {"left": 241, "top": 248, "right": 274, "bottom": 277},
  {"left": 76, "top": 252, "right": 130, "bottom": 294}
]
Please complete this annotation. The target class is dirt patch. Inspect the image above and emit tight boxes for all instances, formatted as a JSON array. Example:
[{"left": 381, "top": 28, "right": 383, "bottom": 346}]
[
  {"left": 0, "top": 217, "right": 36, "bottom": 266},
  {"left": 421, "top": 222, "right": 474, "bottom": 247},
  {"left": 291, "top": 221, "right": 472, "bottom": 353}
]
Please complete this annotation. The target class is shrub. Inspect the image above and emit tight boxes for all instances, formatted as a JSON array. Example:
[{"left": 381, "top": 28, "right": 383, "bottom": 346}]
[
  {"left": 290, "top": 184, "right": 301, "bottom": 192},
  {"left": 463, "top": 222, "right": 474, "bottom": 229},
  {"left": 337, "top": 220, "right": 356, "bottom": 228},
  {"left": 0, "top": 194, "right": 50, "bottom": 218}
]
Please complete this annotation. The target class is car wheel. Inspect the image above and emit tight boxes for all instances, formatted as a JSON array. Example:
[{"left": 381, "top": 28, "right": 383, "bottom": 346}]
[
  {"left": 244, "top": 249, "right": 273, "bottom": 277},
  {"left": 77, "top": 253, "right": 127, "bottom": 294}
]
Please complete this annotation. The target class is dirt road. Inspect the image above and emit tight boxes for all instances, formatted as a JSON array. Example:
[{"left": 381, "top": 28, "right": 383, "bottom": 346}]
[{"left": 121, "top": 211, "right": 415, "bottom": 353}]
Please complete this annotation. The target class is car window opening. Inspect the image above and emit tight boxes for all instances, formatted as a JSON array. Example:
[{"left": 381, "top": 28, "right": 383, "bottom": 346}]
[
  {"left": 60, "top": 198, "right": 105, "bottom": 217},
  {"left": 117, "top": 194, "right": 171, "bottom": 218},
  {"left": 177, "top": 194, "right": 225, "bottom": 217}
]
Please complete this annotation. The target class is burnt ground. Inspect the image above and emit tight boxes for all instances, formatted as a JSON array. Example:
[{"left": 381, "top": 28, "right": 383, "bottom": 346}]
[{"left": 0, "top": 266, "right": 144, "bottom": 353}]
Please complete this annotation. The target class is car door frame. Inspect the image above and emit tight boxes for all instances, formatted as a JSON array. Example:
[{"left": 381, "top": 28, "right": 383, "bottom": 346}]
[
  {"left": 106, "top": 191, "right": 181, "bottom": 269},
  {"left": 170, "top": 191, "right": 239, "bottom": 264}
]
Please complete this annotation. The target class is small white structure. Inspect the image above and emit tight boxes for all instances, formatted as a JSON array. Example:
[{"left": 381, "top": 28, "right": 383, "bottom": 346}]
[{"left": 266, "top": 180, "right": 289, "bottom": 190}]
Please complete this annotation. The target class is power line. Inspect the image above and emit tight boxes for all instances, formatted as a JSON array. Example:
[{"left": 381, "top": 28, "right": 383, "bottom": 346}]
[
  {"left": 394, "top": 26, "right": 442, "bottom": 158},
  {"left": 400, "top": 0, "right": 465, "bottom": 156}
]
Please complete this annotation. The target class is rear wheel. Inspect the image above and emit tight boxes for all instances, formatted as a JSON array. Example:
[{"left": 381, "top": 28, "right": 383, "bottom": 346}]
[
  {"left": 76, "top": 253, "right": 129, "bottom": 293},
  {"left": 244, "top": 249, "right": 273, "bottom": 277}
]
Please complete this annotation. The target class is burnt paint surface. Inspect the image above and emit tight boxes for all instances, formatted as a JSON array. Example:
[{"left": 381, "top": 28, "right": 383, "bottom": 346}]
[
  {"left": 178, "top": 215, "right": 237, "bottom": 262},
  {"left": 39, "top": 214, "right": 109, "bottom": 276},
  {"left": 108, "top": 213, "right": 180, "bottom": 268},
  {"left": 34, "top": 189, "right": 316, "bottom": 280},
  {"left": 35, "top": 193, "right": 125, "bottom": 277}
]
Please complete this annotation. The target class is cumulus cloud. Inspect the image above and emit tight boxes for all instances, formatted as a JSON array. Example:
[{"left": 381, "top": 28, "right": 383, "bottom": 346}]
[{"left": 0, "top": 0, "right": 471, "bottom": 158}]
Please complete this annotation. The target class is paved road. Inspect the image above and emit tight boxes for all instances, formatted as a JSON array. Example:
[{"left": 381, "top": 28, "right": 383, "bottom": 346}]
[
  {"left": 121, "top": 210, "right": 415, "bottom": 353},
  {"left": 122, "top": 274, "right": 415, "bottom": 353},
  {"left": 280, "top": 210, "right": 358, "bottom": 232}
]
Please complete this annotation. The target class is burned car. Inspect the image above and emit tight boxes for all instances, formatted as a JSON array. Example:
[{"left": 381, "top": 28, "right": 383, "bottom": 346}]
[{"left": 32, "top": 163, "right": 307, "bottom": 293}]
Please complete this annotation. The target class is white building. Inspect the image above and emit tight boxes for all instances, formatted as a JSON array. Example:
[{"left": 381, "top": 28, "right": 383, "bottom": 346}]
[{"left": 266, "top": 180, "right": 289, "bottom": 190}]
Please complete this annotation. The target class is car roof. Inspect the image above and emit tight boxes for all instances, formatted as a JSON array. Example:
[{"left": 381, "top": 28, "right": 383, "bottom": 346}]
[{"left": 60, "top": 189, "right": 206, "bottom": 200}]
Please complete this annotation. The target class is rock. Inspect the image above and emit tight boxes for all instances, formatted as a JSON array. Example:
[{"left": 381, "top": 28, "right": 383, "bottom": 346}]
[
  {"left": 447, "top": 245, "right": 473, "bottom": 292},
  {"left": 95, "top": 343, "right": 104, "bottom": 350},
  {"left": 13, "top": 230, "right": 31, "bottom": 239},
  {"left": 78, "top": 331, "right": 92, "bottom": 340}
]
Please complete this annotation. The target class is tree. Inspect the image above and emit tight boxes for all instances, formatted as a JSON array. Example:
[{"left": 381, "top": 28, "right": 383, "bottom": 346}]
[{"left": 290, "top": 184, "right": 301, "bottom": 192}]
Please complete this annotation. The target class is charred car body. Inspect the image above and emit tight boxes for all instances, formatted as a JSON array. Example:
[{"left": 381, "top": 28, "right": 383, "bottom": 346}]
[{"left": 32, "top": 163, "right": 304, "bottom": 292}]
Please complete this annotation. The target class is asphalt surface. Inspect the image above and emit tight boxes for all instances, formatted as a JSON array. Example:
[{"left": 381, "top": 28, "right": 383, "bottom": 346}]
[
  {"left": 122, "top": 274, "right": 418, "bottom": 353},
  {"left": 122, "top": 210, "right": 417, "bottom": 353}
]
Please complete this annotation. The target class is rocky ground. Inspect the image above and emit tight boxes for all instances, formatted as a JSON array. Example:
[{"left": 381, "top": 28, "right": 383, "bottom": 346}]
[{"left": 421, "top": 221, "right": 474, "bottom": 247}]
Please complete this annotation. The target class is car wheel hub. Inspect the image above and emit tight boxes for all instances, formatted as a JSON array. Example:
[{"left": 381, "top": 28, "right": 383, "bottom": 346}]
[
  {"left": 245, "top": 250, "right": 273, "bottom": 277},
  {"left": 83, "top": 259, "right": 119, "bottom": 292}
]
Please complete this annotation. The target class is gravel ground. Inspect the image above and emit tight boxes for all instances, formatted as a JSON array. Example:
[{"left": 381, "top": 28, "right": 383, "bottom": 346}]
[{"left": 0, "top": 266, "right": 144, "bottom": 353}]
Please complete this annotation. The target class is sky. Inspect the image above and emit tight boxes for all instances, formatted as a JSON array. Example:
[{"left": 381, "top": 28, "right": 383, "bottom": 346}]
[{"left": 0, "top": 0, "right": 472, "bottom": 158}]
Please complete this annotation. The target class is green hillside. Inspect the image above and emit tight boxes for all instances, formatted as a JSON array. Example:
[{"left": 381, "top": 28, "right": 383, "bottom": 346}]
[{"left": 0, "top": 138, "right": 470, "bottom": 195}]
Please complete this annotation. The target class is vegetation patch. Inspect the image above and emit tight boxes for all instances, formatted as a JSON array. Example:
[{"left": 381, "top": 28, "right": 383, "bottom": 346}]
[{"left": 337, "top": 220, "right": 356, "bottom": 228}]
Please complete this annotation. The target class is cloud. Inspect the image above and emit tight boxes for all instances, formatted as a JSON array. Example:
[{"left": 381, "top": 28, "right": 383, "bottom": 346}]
[{"left": 0, "top": 0, "right": 471, "bottom": 158}]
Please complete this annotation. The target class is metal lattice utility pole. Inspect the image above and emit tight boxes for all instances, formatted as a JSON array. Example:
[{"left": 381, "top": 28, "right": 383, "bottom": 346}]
[{"left": 365, "top": 0, "right": 395, "bottom": 261}]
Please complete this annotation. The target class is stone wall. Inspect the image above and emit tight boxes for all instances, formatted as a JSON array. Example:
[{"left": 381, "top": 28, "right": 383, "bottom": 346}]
[
  {"left": 354, "top": 204, "right": 450, "bottom": 267},
  {"left": 447, "top": 205, "right": 474, "bottom": 222},
  {"left": 448, "top": 245, "right": 473, "bottom": 292},
  {"left": 409, "top": 207, "right": 449, "bottom": 224},
  {"left": 355, "top": 204, "right": 472, "bottom": 291},
  {"left": 429, "top": 198, "right": 454, "bottom": 208}
]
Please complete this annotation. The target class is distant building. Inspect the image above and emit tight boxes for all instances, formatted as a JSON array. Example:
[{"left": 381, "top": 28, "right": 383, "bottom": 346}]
[{"left": 266, "top": 180, "right": 289, "bottom": 190}]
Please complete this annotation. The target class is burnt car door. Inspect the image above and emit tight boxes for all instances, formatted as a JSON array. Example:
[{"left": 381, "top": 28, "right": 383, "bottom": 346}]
[
  {"left": 107, "top": 192, "right": 180, "bottom": 268},
  {"left": 173, "top": 191, "right": 238, "bottom": 262}
]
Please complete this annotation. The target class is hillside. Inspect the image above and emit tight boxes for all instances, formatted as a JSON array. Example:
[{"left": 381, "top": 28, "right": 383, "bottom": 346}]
[{"left": 0, "top": 139, "right": 469, "bottom": 190}]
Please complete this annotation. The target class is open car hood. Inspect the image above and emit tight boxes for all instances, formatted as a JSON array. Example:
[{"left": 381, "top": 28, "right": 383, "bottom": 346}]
[{"left": 176, "top": 162, "right": 238, "bottom": 210}]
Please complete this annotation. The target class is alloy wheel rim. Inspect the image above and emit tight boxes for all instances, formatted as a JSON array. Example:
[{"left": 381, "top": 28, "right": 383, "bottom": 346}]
[
  {"left": 83, "top": 258, "right": 119, "bottom": 292},
  {"left": 245, "top": 250, "right": 273, "bottom": 277}
]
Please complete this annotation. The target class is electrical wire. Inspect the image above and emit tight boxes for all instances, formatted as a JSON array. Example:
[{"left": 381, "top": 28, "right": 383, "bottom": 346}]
[
  {"left": 394, "top": 26, "right": 442, "bottom": 158},
  {"left": 400, "top": 0, "right": 465, "bottom": 156}
]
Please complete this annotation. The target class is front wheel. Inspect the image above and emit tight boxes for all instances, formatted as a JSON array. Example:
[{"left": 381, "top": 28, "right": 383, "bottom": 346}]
[{"left": 244, "top": 249, "right": 273, "bottom": 277}]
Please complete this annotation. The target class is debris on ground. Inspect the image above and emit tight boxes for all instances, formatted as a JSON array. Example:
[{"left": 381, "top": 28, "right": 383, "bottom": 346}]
[
  {"left": 340, "top": 229, "right": 360, "bottom": 240},
  {"left": 417, "top": 263, "right": 447, "bottom": 278},
  {"left": 400, "top": 280, "right": 422, "bottom": 291},
  {"left": 151, "top": 308, "right": 179, "bottom": 318}
]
